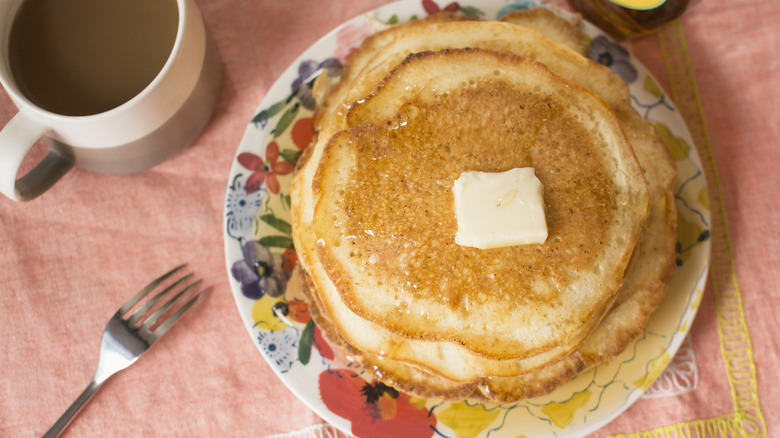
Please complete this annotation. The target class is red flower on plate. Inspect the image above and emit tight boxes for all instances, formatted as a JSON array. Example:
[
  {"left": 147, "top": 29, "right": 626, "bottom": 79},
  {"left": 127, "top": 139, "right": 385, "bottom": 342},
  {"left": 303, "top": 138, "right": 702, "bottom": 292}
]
[
  {"left": 313, "top": 326, "right": 334, "bottom": 361},
  {"left": 287, "top": 300, "right": 311, "bottom": 324},
  {"left": 281, "top": 248, "right": 298, "bottom": 274},
  {"left": 320, "top": 369, "right": 436, "bottom": 438},
  {"left": 237, "top": 141, "right": 294, "bottom": 194},
  {"left": 291, "top": 117, "right": 315, "bottom": 151},
  {"left": 422, "top": 0, "right": 459, "bottom": 14}
]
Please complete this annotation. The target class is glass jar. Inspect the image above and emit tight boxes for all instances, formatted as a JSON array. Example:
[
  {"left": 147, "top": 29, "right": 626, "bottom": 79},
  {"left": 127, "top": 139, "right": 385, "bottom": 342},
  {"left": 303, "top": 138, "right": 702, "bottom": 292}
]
[{"left": 567, "top": 0, "right": 700, "bottom": 40}]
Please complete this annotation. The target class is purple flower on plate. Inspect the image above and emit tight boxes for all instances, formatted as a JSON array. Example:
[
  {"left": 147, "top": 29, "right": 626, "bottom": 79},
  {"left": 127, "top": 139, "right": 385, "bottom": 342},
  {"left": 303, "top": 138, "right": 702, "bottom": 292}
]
[
  {"left": 588, "top": 35, "right": 638, "bottom": 84},
  {"left": 291, "top": 58, "right": 341, "bottom": 111},
  {"left": 232, "top": 240, "right": 289, "bottom": 299}
]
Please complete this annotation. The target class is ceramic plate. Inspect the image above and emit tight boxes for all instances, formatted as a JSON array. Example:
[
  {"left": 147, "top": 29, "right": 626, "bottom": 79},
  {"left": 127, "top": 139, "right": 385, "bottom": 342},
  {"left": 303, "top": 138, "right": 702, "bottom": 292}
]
[{"left": 223, "top": 1, "right": 711, "bottom": 436}]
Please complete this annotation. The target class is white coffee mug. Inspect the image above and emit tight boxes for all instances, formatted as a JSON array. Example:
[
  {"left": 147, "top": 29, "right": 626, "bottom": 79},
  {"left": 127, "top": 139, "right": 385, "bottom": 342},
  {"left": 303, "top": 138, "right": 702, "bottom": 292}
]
[{"left": 0, "top": 0, "right": 221, "bottom": 201}]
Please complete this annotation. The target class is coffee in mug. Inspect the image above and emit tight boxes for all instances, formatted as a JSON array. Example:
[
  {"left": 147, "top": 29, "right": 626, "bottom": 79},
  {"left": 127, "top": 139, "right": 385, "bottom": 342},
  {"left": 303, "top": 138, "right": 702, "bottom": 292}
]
[
  {"left": 9, "top": 0, "right": 179, "bottom": 116},
  {"left": 0, "top": 0, "right": 222, "bottom": 202}
]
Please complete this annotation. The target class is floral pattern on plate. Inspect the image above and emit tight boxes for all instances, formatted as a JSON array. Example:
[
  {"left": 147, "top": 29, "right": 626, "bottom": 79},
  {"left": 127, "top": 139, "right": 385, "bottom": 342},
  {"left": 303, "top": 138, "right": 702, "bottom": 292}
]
[{"left": 224, "top": 1, "right": 711, "bottom": 437}]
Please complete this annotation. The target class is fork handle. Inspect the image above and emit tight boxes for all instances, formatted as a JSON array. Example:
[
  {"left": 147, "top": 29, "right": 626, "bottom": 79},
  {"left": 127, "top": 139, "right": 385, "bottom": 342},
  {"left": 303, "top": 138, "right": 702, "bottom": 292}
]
[{"left": 42, "top": 379, "right": 102, "bottom": 438}]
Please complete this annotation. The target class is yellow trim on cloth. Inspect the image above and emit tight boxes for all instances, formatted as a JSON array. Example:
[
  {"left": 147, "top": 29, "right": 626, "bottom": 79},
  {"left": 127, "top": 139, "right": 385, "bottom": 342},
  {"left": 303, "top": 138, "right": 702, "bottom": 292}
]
[{"left": 604, "top": 19, "right": 767, "bottom": 438}]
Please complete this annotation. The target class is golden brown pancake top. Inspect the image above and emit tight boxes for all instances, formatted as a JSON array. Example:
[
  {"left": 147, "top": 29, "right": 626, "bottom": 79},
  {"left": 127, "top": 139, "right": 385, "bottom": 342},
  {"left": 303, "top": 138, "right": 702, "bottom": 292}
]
[{"left": 319, "top": 77, "right": 615, "bottom": 315}]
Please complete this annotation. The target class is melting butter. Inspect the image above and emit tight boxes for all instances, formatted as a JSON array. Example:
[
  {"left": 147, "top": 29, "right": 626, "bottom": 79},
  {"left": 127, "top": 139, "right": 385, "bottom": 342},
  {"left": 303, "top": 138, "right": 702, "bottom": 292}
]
[{"left": 453, "top": 168, "right": 547, "bottom": 249}]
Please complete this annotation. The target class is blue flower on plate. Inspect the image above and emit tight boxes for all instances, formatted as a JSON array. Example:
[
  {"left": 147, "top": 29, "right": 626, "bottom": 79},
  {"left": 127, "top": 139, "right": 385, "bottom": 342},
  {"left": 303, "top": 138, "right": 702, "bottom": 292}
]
[
  {"left": 588, "top": 35, "right": 638, "bottom": 83},
  {"left": 231, "top": 240, "right": 290, "bottom": 300},
  {"left": 225, "top": 176, "right": 265, "bottom": 237},
  {"left": 257, "top": 326, "right": 298, "bottom": 372},
  {"left": 496, "top": 0, "right": 538, "bottom": 18}
]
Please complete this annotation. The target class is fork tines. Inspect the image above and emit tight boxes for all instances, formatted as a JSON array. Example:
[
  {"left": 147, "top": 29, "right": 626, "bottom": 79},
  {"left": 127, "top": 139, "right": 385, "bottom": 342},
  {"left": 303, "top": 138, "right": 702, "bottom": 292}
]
[{"left": 119, "top": 264, "right": 210, "bottom": 342}]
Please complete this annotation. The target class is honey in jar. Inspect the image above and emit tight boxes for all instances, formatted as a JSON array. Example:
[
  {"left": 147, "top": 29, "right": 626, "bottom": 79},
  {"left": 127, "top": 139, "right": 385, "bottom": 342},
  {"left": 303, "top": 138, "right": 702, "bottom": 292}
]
[{"left": 567, "top": 0, "right": 700, "bottom": 40}]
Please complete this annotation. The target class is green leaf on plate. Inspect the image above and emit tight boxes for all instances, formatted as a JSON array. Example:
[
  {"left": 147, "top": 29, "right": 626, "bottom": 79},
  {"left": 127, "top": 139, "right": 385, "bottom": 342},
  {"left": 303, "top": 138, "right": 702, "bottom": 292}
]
[
  {"left": 260, "top": 214, "right": 292, "bottom": 235},
  {"left": 273, "top": 102, "right": 300, "bottom": 138},
  {"left": 258, "top": 235, "right": 294, "bottom": 249},
  {"left": 387, "top": 14, "right": 399, "bottom": 24},
  {"left": 253, "top": 95, "right": 293, "bottom": 128},
  {"left": 279, "top": 148, "right": 303, "bottom": 165},
  {"left": 298, "top": 320, "right": 315, "bottom": 365},
  {"left": 459, "top": 6, "right": 485, "bottom": 18}
]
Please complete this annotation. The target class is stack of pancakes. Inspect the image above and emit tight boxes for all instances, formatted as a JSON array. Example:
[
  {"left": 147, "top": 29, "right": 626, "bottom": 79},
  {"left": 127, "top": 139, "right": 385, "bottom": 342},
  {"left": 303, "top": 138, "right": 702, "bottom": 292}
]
[{"left": 290, "top": 8, "right": 678, "bottom": 402}]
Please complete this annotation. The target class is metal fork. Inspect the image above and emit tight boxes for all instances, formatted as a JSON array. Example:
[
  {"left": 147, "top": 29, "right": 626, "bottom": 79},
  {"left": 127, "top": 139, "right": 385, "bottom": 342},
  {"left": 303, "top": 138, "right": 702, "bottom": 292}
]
[{"left": 42, "top": 264, "right": 211, "bottom": 438}]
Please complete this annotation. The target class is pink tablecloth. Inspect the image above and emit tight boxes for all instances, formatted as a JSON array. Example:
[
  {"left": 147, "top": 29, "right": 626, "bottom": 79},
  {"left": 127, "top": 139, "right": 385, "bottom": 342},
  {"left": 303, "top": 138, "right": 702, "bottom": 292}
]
[{"left": 1, "top": 0, "right": 777, "bottom": 436}]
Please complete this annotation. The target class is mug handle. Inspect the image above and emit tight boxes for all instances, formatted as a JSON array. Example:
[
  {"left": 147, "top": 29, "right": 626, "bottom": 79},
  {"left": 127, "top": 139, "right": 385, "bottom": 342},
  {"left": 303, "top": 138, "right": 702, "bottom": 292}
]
[{"left": 0, "top": 111, "right": 74, "bottom": 202}]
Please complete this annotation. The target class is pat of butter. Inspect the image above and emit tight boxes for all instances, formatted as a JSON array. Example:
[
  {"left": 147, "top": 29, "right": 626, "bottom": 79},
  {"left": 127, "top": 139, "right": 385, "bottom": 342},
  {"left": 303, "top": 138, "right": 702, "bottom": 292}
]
[{"left": 453, "top": 168, "right": 547, "bottom": 249}]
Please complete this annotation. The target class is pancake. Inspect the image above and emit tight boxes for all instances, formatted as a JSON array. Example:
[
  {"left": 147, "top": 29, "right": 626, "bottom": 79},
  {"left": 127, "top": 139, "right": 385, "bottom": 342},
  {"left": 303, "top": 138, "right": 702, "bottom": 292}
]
[
  {"left": 298, "top": 66, "right": 677, "bottom": 401},
  {"left": 301, "top": 47, "right": 648, "bottom": 361},
  {"left": 291, "top": 9, "right": 676, "bottom": 401},
  {"left": 498, "top": 7, "right": 590, "bottom": 56}
]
